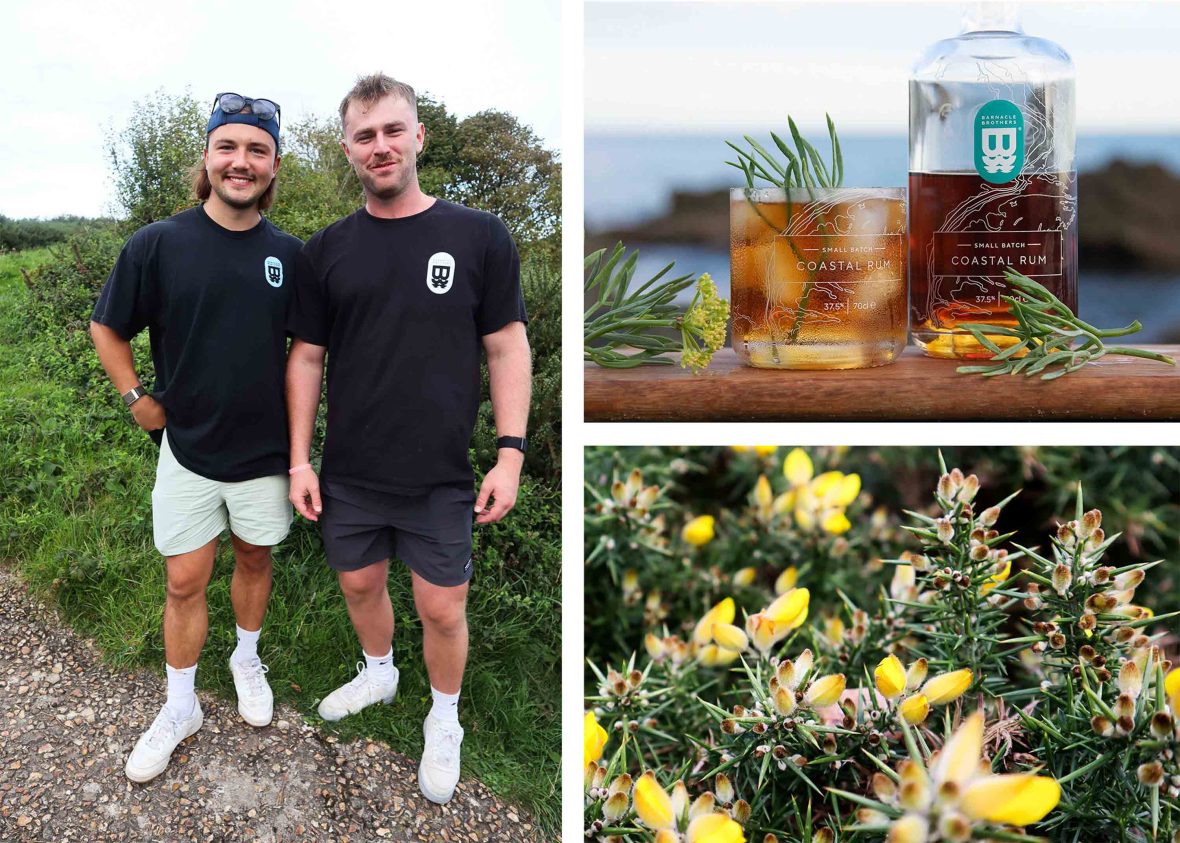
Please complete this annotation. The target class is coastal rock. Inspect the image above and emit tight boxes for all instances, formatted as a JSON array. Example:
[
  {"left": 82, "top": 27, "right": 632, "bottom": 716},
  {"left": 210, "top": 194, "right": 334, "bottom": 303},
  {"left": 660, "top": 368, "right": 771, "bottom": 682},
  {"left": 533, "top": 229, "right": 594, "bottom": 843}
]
[{"left": 587, "top": 160, "right": 1180, "bottom": 272}]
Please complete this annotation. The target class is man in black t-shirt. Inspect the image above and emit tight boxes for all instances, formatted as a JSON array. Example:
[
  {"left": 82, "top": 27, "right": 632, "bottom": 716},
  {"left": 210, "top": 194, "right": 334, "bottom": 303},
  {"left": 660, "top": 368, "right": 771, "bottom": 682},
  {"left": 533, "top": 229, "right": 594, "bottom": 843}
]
[
  {"left": 91, "top": 94, "right": 300, "bottom": 783},
  {"left": 286, "top": 74, "right": 531, "bottom": 805}
]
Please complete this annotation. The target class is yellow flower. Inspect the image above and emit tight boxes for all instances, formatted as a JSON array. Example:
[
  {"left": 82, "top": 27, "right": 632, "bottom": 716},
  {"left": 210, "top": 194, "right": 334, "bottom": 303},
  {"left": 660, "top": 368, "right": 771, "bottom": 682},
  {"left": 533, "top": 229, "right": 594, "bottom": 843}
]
[
  {"left": 774, "top": 566, "right": 798, "bottom": 594},
  {"left": 633, "top": 771, "right": 675, "bottom": 829},
  {"left": 821, "top": 510, "right": 852, "bottom": 535},
  {"left": 932, "top": 711, "right": 985, "bottom": 788},
  {"left": 886, "top": 814, "right": 928, "bottom": 843},
  {"left": 693, "top": 597, "right": 736, "bottom": 645},
  {"left": 766, "top": 587, "right": 810, "bottom": 629},
  {"left": 805, "top": 673, "right": 846, "bottom": 707},
  {"left": 960, "top": 774, "right": 1062, "bottom": 826},
  {"left": 898, "top": 694, "right": 930, "bottom": 725},
  {"left": 733, "top": 566, "right": 757, "bottom": 587},
  {"left": 980, "top": 558, "right": 1011, "bottom": 596},
  {"left": 683, "top": 515, "right": 716, "bottom": 547},
  {"left": 875, "top": 654, "right": 907, "bottom": 699},
  {"left": 784, "top": 448, "right": 814, "bottom": 487},
  {"left": 584, "top": 711, "right": 608, "bottom": 768},
  {"left": 686, "top": 813, "right": 746, "bottom": 843},
  {"left": 753, "top": 445, "right": 778, "bottom": 456},
  {"left": 754, "top": 475, "right": 772, "bottom": 510},
  {"left": 698, "top": 644, "right": 741, "bottom": 667},
  {"left": 921, "top": 669, "right": 973, "bottom": 705},
  {"left": 822, "top": 615, "right": 845, "bottom": 645},
  {"left": 1165, "top": 667, "right": 1180, "bottom": 699},
  {"left": 712, "top": 623, "right": 749, "bottom": 652}
]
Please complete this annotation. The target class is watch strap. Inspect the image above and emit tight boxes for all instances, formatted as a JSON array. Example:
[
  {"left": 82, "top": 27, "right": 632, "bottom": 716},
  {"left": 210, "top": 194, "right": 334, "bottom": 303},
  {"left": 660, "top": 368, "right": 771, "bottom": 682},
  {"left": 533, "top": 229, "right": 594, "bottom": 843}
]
[
  {"left": 122, "top": 386, "right": 148, "bottom": 407},
  {"left": 496, "top": 435, "right": 528, "bottom": 453}
]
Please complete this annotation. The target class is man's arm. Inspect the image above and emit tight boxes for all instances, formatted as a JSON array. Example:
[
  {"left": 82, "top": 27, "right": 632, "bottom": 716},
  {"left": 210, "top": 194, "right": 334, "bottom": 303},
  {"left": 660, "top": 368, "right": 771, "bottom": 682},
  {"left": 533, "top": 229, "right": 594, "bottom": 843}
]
[
  {"left": 286, "top": 338, "right": 327, "bottom": 520},
  {"left": 89, "top": 321, "right": 165, "bottom": 431},
  {"left": 475, "top": 321, "right": 531, "bottom": 524}
]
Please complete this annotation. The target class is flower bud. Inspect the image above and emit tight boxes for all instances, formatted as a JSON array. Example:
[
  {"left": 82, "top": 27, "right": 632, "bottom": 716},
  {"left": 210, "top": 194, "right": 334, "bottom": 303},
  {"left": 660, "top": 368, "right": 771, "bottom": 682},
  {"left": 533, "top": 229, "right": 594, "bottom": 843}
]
[
  {"left": 1115, "top": 693, "right": 1137, "bottom": 721},
  {"left": 1139, "top": 762, "right": 1165, "bottom": 787},
  {"left": 1081, "top": 508, "right": 1102, "bottom": 537},
  {"left": 960, "top": 474, "right": 979, "bottom": 502},
  {"left": 1151, "top": 711, "right": 1175, "bottom": 740},
  {"left": 1115, "top": 569, "right": 1145, "bottom": 591},
  {"left": 714, "top": 773, "right": 735, "bottom": 805},
  {"left": 602, "top": 791, "right": 630, "bottom": 821},
  {"left": 733, "top": 799, "right": 751, "bottom": 824},
  {"left": 1091, "top": 715, "right": 1114, "bottom": 737},
  {"left": 1086, "top": 592, "right": 1118, "bottom": 614},
  {"left": 872, "top": 772, "right": 898, "bottom": 801},
  {"left": 1049, "top": 633, "right": 1066, "bottom": 649},
  {"left": 688, "top": 791, "right": 715, "bottom": 820},
  {"left": 979, "top": 506, "right": 1001, "bottom": 527},
  {"left": 905, "top": 658, "right": 929, "bottom": 693},
  {"left": 1078, "top": 613, "right": 1097, "bottom": 633},
  {"left": 936, "top": 518, "right": 954, "bottom": 544},
  {"left": 1093, "top": 566, "right": 1114, "bottom": 585},
  {"left": 938, "top": 473, "right": 957, "bottom": 501},
  {"left": 1052, "top": 564, "right": 1073, "bottom": 596},
  {"left": 1118, "top": 661, "right": 1143, "bottom": 701}
]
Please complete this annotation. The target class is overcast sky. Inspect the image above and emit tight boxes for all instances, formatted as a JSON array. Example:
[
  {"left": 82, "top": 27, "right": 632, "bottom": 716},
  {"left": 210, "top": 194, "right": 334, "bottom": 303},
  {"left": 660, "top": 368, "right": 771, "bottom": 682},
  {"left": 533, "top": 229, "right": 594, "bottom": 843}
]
[
  {"left": 2, "top": 0, "right": 561, "bottom": 219},
  {"left": 587, "top": 1, "right": 1180, "bottom": 135}
]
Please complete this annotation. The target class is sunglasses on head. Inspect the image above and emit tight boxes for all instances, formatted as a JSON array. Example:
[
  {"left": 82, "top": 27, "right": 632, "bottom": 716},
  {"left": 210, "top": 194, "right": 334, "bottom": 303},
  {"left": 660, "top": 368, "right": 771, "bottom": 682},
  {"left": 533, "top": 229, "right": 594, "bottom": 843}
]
[{"left": 211, "top": 92, "right": 281, "bottom": 125}]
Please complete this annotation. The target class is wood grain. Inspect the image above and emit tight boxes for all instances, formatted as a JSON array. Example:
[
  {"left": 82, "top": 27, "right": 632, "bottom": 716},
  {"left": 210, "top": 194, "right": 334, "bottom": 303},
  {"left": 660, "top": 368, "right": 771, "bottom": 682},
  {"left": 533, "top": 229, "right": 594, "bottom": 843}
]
[{"left": 583, "top": 346, "right": 1180, "bottom": 421}]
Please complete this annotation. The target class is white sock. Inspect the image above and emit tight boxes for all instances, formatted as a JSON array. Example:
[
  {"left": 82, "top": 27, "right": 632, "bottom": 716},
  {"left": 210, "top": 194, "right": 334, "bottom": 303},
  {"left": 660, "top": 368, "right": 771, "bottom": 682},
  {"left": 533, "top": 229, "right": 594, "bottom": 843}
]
[
  {"left": 164, "top": 663, "right": 197, "bottom": 719},
  {"left": 364, "top": 647, "right": 396, "bottom": 686},
  {"left": 232, "top": 624, "right": 261, "bottom": 665},
  {"left": 429, "top": 686, "right": 460, "bottom": 723}
]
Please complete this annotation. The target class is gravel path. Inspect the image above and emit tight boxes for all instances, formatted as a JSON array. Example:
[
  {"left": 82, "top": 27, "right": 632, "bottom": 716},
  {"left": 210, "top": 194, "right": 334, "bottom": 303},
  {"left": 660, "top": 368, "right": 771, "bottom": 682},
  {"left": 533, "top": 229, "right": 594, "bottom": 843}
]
[{"left": 0, "top": 565, "right": 543, "bottom": 842}]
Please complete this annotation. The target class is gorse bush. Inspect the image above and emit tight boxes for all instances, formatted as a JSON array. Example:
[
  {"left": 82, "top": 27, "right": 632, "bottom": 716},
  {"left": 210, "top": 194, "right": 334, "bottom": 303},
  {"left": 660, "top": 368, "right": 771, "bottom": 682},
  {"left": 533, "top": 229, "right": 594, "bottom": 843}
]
[{"left": 584, "top": 446, "right": 1179, "bottom": 842}]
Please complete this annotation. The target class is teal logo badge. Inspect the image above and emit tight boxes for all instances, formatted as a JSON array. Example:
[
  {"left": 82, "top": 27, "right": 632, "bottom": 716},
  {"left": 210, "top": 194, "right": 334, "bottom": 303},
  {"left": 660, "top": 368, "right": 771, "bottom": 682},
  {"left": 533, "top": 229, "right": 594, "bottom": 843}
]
[
  {"left": 975, "top": 100, "right": 1024, "bottom": 183},
  {"left": 264, "top": 256, "right": 283, "bottom": 288}
]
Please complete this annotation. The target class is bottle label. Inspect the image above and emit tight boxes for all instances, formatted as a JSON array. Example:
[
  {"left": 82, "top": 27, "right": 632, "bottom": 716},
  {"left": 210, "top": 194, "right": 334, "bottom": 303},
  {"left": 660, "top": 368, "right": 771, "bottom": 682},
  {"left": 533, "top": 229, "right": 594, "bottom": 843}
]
[{"left": 974, "top": 100, "right": 1024, "bottom": 183}]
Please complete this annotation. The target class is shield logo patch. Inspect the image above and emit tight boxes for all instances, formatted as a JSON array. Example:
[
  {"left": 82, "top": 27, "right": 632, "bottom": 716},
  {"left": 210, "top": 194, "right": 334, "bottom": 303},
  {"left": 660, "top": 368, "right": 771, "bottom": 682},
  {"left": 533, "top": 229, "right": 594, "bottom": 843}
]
[
  {"left": 426, "top": 252, "right": 456, "bottom": 294},
  {"left": 264, "top": 256, "right": 284, "bottom": 288}
]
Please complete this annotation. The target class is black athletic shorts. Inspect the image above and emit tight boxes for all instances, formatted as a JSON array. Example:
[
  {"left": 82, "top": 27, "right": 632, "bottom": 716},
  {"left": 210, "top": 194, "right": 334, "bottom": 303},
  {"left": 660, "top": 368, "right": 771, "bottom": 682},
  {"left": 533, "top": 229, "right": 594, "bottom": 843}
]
[{"left": 319, "top": 480, "right": 475, "bottom": 587}]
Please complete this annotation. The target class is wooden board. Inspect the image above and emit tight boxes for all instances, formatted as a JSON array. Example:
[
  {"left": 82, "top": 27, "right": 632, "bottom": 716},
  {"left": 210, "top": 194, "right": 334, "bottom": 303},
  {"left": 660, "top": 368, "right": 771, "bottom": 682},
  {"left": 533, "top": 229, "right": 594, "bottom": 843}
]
[{"left": 584, "top": 346, "right": 1180, "bottom": 421}]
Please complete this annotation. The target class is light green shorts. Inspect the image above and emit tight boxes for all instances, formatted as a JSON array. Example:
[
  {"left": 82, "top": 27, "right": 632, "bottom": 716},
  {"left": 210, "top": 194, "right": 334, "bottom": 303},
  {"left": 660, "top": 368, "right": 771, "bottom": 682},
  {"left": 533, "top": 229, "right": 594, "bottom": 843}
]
[{"left": 151, "top": 431, "right": 292, "bottom": 557}]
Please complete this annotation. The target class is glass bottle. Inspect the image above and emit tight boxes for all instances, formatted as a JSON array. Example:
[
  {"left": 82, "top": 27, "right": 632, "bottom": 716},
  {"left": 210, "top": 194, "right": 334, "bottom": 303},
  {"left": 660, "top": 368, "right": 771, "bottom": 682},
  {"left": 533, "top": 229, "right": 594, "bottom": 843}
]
[{"left": 909, "top": 1, "right": 1077, "bottom": 359}]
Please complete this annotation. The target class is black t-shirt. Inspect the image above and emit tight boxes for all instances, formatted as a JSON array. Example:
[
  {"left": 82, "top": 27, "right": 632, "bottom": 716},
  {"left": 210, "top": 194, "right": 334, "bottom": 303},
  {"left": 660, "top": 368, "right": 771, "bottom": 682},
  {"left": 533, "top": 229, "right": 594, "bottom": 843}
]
[
  {"left": 288, "top": 199, "right": 527, "bottom": 493},
  {"left": 92, "top": 205, "right": 300, "bottom": 482}
]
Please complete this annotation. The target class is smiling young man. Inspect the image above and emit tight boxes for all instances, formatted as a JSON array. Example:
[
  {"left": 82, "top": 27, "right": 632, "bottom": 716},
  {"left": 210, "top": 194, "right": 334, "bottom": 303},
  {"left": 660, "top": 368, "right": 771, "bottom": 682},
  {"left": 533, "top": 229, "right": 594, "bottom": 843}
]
[
  {"left": 90, "top": 94, "right": 300, "bottom": 783},
  {"left": 286, "top": 73, "right": 531, "bottom": 805}
]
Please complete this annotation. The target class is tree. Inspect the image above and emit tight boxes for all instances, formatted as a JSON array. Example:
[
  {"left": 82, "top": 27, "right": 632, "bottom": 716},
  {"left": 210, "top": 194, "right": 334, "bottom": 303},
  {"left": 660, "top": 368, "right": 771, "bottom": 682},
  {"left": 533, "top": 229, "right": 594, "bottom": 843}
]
[
  {"left": 105, "top": 90, "right": 205, "bottom": 234},
  {"left": 442, "top": 110, "right": 561, "bottom": 251}
]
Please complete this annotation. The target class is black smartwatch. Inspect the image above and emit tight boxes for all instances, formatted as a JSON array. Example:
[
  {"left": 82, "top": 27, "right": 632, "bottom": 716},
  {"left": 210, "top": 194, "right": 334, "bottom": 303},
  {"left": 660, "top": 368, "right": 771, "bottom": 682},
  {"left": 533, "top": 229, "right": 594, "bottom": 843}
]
[{"left": 496, "top": 435, "right": 528, "bottom": 453}]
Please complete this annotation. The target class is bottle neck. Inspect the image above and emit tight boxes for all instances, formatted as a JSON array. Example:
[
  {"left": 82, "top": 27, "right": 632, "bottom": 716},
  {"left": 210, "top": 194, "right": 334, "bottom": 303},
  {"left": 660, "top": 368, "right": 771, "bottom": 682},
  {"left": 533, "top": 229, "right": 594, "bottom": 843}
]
[{"left": 960, "top": 1, "right": 1024, "bottom": 34}]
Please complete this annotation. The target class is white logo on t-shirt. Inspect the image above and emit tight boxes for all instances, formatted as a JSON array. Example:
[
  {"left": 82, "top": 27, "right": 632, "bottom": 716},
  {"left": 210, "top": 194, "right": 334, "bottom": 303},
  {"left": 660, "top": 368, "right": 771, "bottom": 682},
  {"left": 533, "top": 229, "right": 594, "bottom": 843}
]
[
  {"left": 426, "top": 252, "right": 455, "bottom": 294},
  {"left": 264, "top": 256, "right": 284, "bottom": 288}
]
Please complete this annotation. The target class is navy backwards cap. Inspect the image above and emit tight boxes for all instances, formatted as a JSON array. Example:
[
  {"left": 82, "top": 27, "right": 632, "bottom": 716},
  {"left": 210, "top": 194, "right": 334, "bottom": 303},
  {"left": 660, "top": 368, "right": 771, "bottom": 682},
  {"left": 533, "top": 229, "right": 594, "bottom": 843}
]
[{"left": 206, "top": 107, "right": 281, "bottom": 150}]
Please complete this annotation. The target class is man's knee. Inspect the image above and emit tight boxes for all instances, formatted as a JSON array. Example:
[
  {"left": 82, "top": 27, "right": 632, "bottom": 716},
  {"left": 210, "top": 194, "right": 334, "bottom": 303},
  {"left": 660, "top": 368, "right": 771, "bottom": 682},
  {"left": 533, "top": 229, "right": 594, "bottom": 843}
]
[
  {"left": 231, "top": 535, "right": 272, "bottom": 573},
  {"left": 418, "top": 595, "right": 467, "bottom": 637},
  {"left": 165, "top": 569, "right": 208, "bottom": 603},
  {"left": 338, "top": 564, "right": 388, "bottom": 601}
]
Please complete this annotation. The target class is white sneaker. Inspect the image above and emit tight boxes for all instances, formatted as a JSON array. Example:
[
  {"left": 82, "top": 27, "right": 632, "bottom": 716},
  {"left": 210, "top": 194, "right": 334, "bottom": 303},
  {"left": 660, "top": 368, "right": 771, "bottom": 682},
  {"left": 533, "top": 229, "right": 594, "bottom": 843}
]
[
  {"left": 418, "top": 714, "right": 464, "bottom": 804},
  {"left": 230, "top": 656, "right": 273, "bottom": 727},
  {"left": 125, "top": 701, "right": 203, "bottom": 783},
  {"left": 317, "top": 662, "right": 399, "bottom": 722}
]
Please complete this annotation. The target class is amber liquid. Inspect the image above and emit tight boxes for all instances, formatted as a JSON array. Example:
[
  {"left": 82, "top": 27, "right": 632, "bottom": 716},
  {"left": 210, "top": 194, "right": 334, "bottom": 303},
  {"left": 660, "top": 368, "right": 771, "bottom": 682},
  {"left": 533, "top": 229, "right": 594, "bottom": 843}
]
[
  {"left": 909, "top": 172, "right": 1077, "bottom": 359},
  {"left": 730, "top": 193, "right": 907, "bottom": 369}
]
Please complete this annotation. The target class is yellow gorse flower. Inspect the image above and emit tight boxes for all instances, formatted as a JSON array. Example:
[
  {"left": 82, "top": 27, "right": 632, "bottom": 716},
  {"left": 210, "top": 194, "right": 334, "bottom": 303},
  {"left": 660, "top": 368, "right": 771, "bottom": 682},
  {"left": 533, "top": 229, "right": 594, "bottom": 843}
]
[
  {"left": 875, "top": 654, "right": 907, "bottom": 699},
  {"left": 888, "top": 711, "right": 1061, "bottom": 840},
  {"left": 584, "top": 710, "right": 608, "bottom": 768},
  {"left": 898, "top": 694, "right": 930, "bottom": 725},
  {"left": 921, "top": 668, "right": 973, "bottom": 705},
  {"left": 805, "top": 673, "right": 846, "bottom": 707},
  {"left": 686, "top": 813, "right": 746, "bottom": 843},
  {"left": 693, "top": 597, "right": 736, "bottom": 645},
  {"left": 683, "top": 514, "right": 716, "bottom": 547},
  {"left": 784, "top": 448, "right": 814, "bottom": 487},
  {"left": 633, "top": 771, "right": 675, "bottom": 829},
  {"left": 774, "top": 566, "right": 798, "bottom": 594}
]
